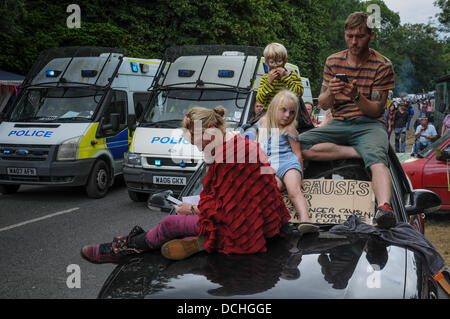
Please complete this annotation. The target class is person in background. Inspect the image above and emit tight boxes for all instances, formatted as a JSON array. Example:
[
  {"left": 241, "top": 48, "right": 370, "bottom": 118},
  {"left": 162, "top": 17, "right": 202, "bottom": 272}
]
[
  {"left": 406, "top": 102, "right": 414, "bottom": 131},
  {"left": 384, "top": 103, "right": 395, "bottom": 140},
  {"left": 441, "top": 113, "right": 450, "bottom": 136},
  {"left": 414, "top": 117, "right": 438, "bottom": 152},
  {"left": 254, "top": 100, "right": 264, "bottom": 116},
  {"left": 393, "top": 102, "right": 409, "bottom": 153},
  {"left": 305, "top": 101, "right": 317, "bottom": 126}
]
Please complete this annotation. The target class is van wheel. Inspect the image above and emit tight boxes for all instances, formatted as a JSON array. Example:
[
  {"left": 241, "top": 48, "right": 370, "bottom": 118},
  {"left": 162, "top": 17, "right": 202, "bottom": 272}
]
[
  {"left": 0, "top": 184, "right": 20, "bottom": 195},
  {"left": 86, "top": 159, "right": 111, "bottom": 199},
  {"left": 128, "top": 190, "right": 149, "bottom": 202}
]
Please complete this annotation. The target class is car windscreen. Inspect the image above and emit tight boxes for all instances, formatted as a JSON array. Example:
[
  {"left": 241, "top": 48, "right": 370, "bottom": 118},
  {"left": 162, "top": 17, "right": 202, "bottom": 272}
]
[
  {"left": 8, "top": 87, "right": 104, "bottom": 122},
  {"left": 141, "top": 89, "right": 248, "bottom": 128},
  {"left": 416, "top": 133, "right": 450, "bottom": 158}
]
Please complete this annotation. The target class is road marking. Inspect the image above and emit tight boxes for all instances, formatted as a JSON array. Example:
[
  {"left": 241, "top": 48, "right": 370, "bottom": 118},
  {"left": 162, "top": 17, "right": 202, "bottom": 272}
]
[{"left": 0, "top": 207, "right": 80, "bottom": 232}]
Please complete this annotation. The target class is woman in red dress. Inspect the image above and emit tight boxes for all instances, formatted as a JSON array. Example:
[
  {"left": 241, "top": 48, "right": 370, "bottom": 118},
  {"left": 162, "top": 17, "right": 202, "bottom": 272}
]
[{"left": 81, "top": 106, "right": 291, "bottom": 263}]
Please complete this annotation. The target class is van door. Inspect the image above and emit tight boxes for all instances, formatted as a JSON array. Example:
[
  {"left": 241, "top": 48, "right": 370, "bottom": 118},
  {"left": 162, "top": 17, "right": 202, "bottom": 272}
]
[{"left": 97, "top": 90, "right": 129, "bottom": 175}]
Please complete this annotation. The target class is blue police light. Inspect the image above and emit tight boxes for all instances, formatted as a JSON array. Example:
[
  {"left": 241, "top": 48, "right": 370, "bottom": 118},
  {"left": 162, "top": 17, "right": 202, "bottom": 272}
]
[
  {"left": 154, "top": 160, "right": 162, "bottom": 166},
  {"left": 16, "top": 149, "right": 29, "bottom": 156},
  {"left": 3, "top": 149, "right": 12, "bottom": 154},
  {"left": 218, "top": 70, "right": 234, "bottom": 78},
  {"left": 81, "top": 70, "right": 98, "bottom": 77},
  {"left": 130, "top": 62, "right": 139, "bottom": 72},
  {"left": 180, "top": 160, "right": 186, "bottom": 168},
  {"left": 45, "top": 70, "right": 61, "bottom": 77},
  {"left": 178, "top": 70, "right": 195, "bottom": 77}
]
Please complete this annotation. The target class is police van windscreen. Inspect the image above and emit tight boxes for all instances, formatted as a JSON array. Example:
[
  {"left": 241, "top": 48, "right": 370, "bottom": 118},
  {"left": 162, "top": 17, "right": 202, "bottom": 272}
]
[
  {"left": 8, "top": 87, "right": 104, "bottom": 122},
  {"left": 141, "top": 89, "right": 248, "bottom": 128}
]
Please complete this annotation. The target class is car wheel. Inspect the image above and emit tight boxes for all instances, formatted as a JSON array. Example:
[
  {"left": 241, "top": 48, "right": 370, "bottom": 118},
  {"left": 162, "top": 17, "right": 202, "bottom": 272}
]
[
  {"left": 128, "top": 190, "right": 148, "bottom": 202},
  {"left": 0, "top": 184, "right": 20, "bottom": 195},
  {"left": 86, "top": 159, "right": 111, "bottom": 199}
]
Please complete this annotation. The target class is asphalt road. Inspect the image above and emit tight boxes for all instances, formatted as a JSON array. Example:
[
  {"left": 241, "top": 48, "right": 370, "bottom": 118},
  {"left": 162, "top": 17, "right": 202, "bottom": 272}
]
[{"left": 0, "top": 178, "right": 167, "bottom": 299}]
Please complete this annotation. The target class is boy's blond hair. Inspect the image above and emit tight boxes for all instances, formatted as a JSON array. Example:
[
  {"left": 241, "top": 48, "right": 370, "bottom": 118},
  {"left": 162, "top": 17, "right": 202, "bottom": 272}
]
[{"left": 264, "top": 43, "right": 288, "bottom": 60}]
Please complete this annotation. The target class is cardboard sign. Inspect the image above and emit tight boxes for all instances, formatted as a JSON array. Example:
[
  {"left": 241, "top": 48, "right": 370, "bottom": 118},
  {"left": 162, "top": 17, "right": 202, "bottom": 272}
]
[{"left": 283, "top": 179, "right": 375, "bottom": 225}]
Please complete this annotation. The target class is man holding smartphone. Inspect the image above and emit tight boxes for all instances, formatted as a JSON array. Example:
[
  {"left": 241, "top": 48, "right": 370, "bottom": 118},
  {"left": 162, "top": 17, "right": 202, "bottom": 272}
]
[{"left": 299, "top": 11, "right": 396, "bottom": 229}]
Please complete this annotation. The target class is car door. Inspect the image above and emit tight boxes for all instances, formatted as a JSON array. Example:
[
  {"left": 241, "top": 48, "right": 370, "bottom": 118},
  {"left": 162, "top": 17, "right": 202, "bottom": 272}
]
[{"left": 422, "top": 139, "right": 450, "bottom": 207}]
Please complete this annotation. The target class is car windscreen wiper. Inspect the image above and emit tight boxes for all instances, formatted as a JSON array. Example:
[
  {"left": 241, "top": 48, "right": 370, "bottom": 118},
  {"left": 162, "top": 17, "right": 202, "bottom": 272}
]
[
  {"left": 14, "top": 116, "right": 49, "bottom": 122},
  {"left": 51, "top": 117, "right": 91, "bottom": 122},
  {"left": 143, "top": 119, "right": 182, "bottom": 128}
]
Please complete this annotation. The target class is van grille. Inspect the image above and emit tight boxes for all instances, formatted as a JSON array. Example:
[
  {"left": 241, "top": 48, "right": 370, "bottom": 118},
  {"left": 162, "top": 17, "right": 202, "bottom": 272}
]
[
  {"left": 0, "top": 144, "right": 52, "bottom": 161},
  {"left": 145, "top": 157, "right": 198, "bottom": 168},
  {"left": 0, "top": 174, "right": 74, "bottom": 183}
]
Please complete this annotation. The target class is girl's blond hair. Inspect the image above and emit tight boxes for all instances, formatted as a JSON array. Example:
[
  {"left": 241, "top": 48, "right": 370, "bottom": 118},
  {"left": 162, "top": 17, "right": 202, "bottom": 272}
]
[{"left": 259, "top": 90, "right": 299, "bottom": 143}]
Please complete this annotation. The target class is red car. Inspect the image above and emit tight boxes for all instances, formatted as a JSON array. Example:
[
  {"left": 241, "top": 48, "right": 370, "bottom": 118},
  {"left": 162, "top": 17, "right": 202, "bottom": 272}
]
[{"left": 400, "top": 133, "right": 450, "bottom": 210}]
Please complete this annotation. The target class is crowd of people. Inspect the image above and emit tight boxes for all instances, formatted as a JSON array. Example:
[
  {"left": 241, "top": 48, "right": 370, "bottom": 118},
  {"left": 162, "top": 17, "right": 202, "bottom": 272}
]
[
  {"left": 82, "top": 11, "right": 403, "bottom": 264},
  {"left": 384, "top": 96, "right": 440, "bottom": 153}
]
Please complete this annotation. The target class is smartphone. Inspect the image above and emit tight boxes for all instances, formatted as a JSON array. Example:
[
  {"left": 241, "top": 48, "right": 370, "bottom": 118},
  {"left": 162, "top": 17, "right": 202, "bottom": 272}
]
[
  {"left": 335, "top": 73, "right": 349, "bottom": 83},
  {"left": 166, "top": 194, "right": 182, "bottom": 206}
]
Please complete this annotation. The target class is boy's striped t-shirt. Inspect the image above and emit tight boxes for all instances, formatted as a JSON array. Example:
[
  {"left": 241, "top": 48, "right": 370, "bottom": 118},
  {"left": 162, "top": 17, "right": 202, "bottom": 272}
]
[
  {"left": 257, "top": 71, "right": 304, "bottom": 108},
  {"left": 322, "top": 49, "right": 395, "bottom": 122}
]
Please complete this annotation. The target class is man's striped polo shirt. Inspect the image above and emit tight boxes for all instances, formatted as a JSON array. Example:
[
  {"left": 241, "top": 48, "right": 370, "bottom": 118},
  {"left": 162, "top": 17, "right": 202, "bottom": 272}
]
[{"left": 322, "top": 48, "right": 395, "bottom": 122}]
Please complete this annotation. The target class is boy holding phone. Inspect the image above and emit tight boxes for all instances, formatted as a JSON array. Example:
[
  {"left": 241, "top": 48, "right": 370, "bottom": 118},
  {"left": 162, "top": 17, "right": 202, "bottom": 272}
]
[{"left": 299, "top": 12, "right": 396, "bottom": 229}]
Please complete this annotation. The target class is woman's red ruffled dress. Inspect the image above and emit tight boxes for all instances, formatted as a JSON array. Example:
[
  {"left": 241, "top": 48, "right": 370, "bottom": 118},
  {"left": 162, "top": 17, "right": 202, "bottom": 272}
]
[{"left": 197, "top": 135, "right": 291, "bottom": 255}]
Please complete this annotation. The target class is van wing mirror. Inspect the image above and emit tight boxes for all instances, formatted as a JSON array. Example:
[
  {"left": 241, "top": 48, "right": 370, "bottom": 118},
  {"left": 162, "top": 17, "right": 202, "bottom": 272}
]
[
  {"left": 100, "top": 113, "right": 120, "bottom": 133},
  {"left": 110, "top": 113, "right": 120, "bottom": 132},
  {"left": 127, "top": 114, "right": 136, "bottom": 136},
  {"left": 405, "top": 189, "right": 441, "bottom": 216}
]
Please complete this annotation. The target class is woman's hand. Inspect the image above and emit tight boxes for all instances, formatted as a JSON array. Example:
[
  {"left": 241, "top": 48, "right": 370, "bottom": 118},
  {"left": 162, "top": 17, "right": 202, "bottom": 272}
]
[{"left": 173, "top": 202, "right": 193, "bottom": 215}]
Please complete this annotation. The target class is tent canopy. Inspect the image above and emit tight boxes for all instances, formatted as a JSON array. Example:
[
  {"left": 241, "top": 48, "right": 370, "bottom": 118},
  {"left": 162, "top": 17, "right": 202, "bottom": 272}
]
[{"left": 0, "top": 69, "right": 25, "bottom": 85}]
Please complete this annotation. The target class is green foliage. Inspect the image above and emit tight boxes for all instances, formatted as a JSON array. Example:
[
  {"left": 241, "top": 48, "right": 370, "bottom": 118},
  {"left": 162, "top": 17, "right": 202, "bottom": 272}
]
[{"left": 0, "top": 0, "right": 448, "bottom": 96}]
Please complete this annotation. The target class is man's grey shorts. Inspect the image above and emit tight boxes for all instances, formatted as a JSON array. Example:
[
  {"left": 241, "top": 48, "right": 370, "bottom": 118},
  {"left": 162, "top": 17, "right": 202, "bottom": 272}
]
[{"left": 299, "top": 116, "right": 389, "bottom": 168}]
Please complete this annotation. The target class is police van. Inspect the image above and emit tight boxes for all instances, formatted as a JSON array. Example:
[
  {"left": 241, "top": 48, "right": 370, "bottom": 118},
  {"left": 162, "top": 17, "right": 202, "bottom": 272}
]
[
  {"left": 0, "top": 47, "right": 160, "bottom": 198},
  {"left": 123, "top": 45, "right": 307, "bottom": 201}
]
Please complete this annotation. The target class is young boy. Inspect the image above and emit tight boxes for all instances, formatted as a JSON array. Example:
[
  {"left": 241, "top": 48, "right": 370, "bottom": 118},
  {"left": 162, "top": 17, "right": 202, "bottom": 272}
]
[{"left": 256, "top": 43, "right": 304, "bottom": 108}]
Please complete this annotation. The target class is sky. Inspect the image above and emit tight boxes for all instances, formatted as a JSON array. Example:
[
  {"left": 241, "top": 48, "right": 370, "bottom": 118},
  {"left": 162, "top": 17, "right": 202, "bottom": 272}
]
[{"left": 379, "top": 0, "right": 441, "bottom": 25}]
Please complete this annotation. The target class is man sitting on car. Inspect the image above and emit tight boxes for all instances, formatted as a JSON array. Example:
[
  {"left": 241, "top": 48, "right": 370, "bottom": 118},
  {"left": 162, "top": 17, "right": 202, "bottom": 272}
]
[{"left": 299, "top": 12, "right": 396, "bottom": 229}]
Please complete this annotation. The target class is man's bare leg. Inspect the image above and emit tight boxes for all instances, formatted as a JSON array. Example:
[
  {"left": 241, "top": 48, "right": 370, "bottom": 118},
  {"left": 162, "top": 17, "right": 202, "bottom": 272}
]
[
  {"left": 370, "top": 163, "right": 396, "bottom": 229},
  {"left": 302, "top": 143, "right": 362, "bottom": 161},
  {"left": 370, "top": 163, "right": 392, "bottom": 205}
]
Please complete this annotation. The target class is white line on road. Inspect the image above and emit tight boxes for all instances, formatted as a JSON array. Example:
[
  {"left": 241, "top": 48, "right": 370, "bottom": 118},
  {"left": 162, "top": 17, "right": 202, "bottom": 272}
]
[{"left": 0, "top": 207, "right": 80, "bottom": 233}]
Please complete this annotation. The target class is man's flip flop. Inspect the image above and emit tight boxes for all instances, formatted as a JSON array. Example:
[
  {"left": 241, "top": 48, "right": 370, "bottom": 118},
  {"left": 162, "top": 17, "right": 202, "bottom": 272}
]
[{"left": 297, "top": 223, "right": 320, "bottom": 235}]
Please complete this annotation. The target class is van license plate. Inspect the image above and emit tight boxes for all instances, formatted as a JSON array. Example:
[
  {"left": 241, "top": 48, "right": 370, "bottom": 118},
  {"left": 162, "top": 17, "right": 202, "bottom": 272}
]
[
  {"left": 153, "top": 176, "right": 186, "bottom": 185},
  {"left": 7, "top": 167, "right": 37, "bottom": 176}
]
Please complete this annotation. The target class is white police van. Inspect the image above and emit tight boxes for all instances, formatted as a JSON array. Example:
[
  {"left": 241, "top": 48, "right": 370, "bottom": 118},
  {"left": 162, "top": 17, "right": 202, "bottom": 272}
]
[
  {"left": 123, "top": 45, "right": 307, "bottom": 201},
  {"left": 0, "top": 47, "right": 160, "bottom": 198}
]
